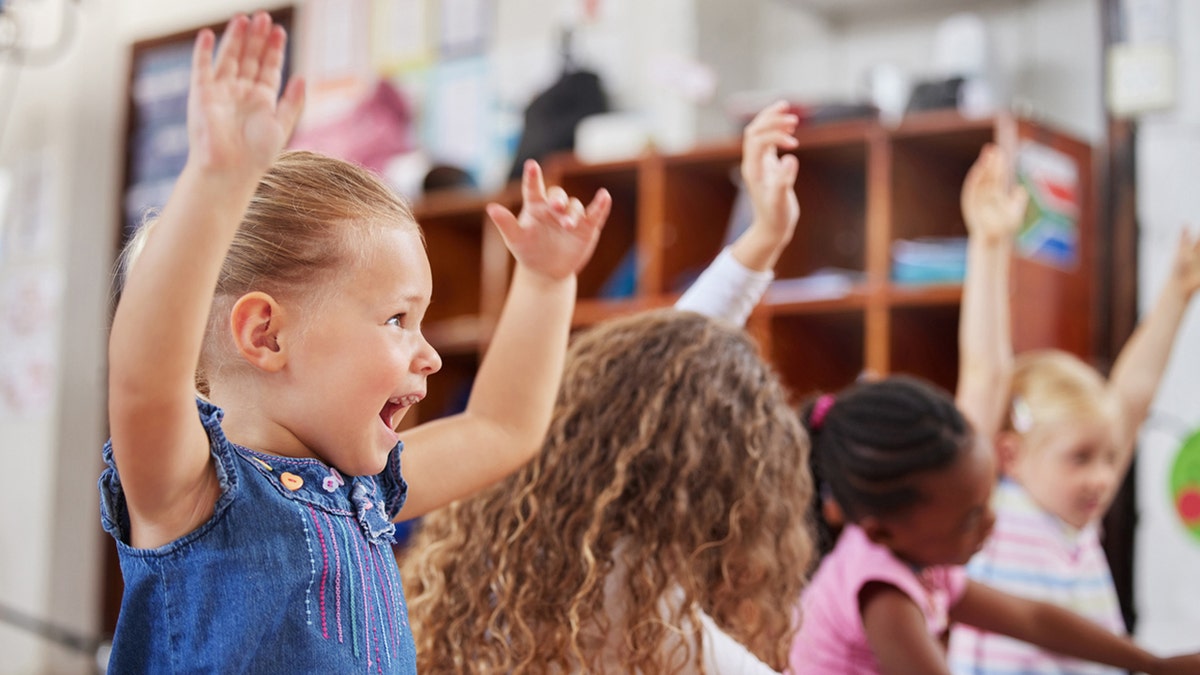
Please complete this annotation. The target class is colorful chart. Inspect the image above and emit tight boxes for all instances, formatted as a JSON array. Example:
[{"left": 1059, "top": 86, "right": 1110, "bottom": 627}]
[
  {"left": 1171, "top": 429, "right": 1200, "bottom": 543},
  {"left": 1016, "top": 140, "right": 1080, "bottom": 271}
]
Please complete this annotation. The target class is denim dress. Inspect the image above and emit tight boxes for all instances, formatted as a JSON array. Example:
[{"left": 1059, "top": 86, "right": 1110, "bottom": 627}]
[{"left": 99, "top": 400, "right": 418, "bottom": 674}]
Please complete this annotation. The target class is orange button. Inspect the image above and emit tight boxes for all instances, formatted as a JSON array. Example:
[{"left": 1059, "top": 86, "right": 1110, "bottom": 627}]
[{"left": 280, "top": 472, "right": 304, "bottom": 491}]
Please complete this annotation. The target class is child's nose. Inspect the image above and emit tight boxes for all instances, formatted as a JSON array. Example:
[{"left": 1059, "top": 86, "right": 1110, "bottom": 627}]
[
  {"left": 1089, "top": 463, "right": 1118, "bottom": 492},
  {"left": 420, "top": 338, "right": 444, "bottom": 374},
  {"left": 415, "top": 336, "right": 442, "bottom": 375}
]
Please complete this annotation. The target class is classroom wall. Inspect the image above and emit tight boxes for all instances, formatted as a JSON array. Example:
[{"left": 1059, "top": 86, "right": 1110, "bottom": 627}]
[
  {"left": 756, "top": 0, "right": 1104, "bottom": 143},
  {"left": 1133, "top": 0, "right": 1200, "bottom": 652},
  {"left": 0, "top": 1, "right": 113, "bottom": 672},
  {"left": 7, "top": 1, "right": 1193, "bottom": 673},
  {"left": 0, "top": 1, "right": 287, "bottom": 671}
]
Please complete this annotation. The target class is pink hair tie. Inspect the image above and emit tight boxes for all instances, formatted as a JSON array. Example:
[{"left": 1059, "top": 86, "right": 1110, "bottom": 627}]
[{"left": 810, "top": 394, "right": 836, "bottom": 430}]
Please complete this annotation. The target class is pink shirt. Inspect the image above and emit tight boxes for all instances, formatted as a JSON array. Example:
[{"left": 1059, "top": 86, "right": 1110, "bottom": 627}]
[{"left": 790, "top": 525, "right": 968, "bottom": 675}]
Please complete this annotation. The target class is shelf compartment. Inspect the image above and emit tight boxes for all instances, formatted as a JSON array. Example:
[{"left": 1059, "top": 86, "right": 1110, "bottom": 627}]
[
  {"left": 544, "top": 153, "right": 641, "bottom": 303},
  {"left": 887, "top": 304, "right": 960, "bottom": 394},
  {"left": 888, "top": 115, "right": 994, "bottom": 244},
  {"left": 787, "top": 138, "right": 870, "bottom": 281},
  {"left": 884, "top": 282, "right": 962, "bottom": 307},
  {"left": 415, "top": 197, "right": 489, "bottom": 325},
  {"left": 761, "top": 308, "right": 866, "bottom": 402},
  {"left": 653, "top": 145, "right": 743, "bottom": 295}
]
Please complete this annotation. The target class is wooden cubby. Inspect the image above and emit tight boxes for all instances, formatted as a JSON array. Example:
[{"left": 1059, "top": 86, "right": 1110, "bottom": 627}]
[{"left": 409, "top": 109, "right": 1095, "bottom": 418}]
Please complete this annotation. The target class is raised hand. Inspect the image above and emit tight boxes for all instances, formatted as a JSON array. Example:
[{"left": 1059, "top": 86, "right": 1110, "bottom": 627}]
[
  {"left": 186, "top": 12, "right": 305, "bottom": 176},
  {"left": 961, "top": 144, "right": 1028, "bottom": 245},
  {"left": 1169, "top": 229, "right": 1200, "bottom": 300},
  {"left": 486, "top": 160, "right": 610, "bottom": 281},
  {"left": 741, "top": 101, "right": 801, "bottom": 247}
]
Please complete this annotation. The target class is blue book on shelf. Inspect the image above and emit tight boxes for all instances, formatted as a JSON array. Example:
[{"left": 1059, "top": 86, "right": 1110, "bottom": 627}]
[{"left": 599, "top": 248, "right": 637, "bottom": 298}]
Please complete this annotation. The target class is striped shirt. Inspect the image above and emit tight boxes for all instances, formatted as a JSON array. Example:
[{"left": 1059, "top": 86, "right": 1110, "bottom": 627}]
[{"left": 948, "top": 479, "right": 1125, "bottom": 675}]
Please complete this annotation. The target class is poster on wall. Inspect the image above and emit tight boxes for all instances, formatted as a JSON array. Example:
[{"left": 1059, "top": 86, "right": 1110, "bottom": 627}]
[
  {"left": 0, "top": 269, "right": 62, "bottom": 422},
  {"left": 122, "top": 9, "right": 294, "bottom": 247},
  {"left": 372, "top": 0, "right": 434, "bottom": 74},
  {"left": 1171, "top": 429, "right": 1200, "bottom": 542},
  {"left": 1015, "top": 140, "right": 1081, "bottom": 270}
]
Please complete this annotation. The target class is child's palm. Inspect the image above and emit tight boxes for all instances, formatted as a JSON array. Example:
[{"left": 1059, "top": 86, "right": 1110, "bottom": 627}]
[
  {"left": 187, "top": 14, "right": 303, "bottom": 175},
  {"left": 741, "top": 102, "right": 801, "bottom": 242},
  {"left": 487, "top": 160, "right": 611, "bottom": 280},
  {"left": 962, "top": 144, "right": 1027, "bottom": 242}
]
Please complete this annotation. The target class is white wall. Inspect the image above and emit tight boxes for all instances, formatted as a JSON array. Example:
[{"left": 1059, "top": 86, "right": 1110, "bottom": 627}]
[
  {"left": 0, "top": 1, "right": 111, "bottom": 672},
  {"left": 757, "top": 0, "right": 1103, "bottom": 142},
  {"left": 0, "top": 1, "right": 284, "bottom": 672},
  {"left": 1134, "top": 0, "right": 1200, "bottom": 653}
]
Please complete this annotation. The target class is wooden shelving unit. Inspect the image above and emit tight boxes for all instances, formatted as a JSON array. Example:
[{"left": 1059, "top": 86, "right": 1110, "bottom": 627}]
[{"left": 408, "top": 109, "right": 1095, "bottom": 417}]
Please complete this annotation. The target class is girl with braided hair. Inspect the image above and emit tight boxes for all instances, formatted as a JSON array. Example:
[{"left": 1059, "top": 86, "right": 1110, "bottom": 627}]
[{"left": 789, "top": 376, "right": 1200, "bottom": 675}]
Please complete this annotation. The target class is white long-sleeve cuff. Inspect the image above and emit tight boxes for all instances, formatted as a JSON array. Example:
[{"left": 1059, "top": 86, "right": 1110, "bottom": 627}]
[{"left": 675, "top": 247, "right": 774, "bottom": 327}]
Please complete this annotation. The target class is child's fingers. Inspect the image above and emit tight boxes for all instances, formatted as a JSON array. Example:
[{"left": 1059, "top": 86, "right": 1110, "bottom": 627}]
[
  {"left": 213, "top": 15, "right": 249, "bottom": 81},
  {"left": 747, "top": 100, "right": 791, "bottom": 131},
  {"left": 744, "top": 127, "right": 788, "bottom": 182},
  {"left": 275, "top": 77, "right": 307, "bottom": 140},
  {"left": 777, "top": 153, "right": 799, "bottom": 188},
  {"left": 190, "top": 29, "right": 216, "bottom": 88},
  {"left": 521, "top": 160, "right": 548, "bottom": 207},
  {"left": 546, "top": 186, "right": 569, "bottom": 212},
  {"left": 486, "top": 203, "right": 522, "bottom": 237},
  {"left": 239, "top": 12, "right": 273, "bottom": 84},
  {"left": 962, "top": 145, "right": 994, "bottom": 196},
  {"left": 584, "top": 188, "right": 612, "bottom": 228},
  {"left": 258, "top": 26, "right": 288, "bottom": 94},
  {"left": 1007, "top": 187, "right": 1029, "bottom": 218}
]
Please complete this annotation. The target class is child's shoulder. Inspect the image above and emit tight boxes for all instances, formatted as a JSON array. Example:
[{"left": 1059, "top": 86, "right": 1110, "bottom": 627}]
[{"left": 816, "top": 526, "right": 919, "bottom": 594}]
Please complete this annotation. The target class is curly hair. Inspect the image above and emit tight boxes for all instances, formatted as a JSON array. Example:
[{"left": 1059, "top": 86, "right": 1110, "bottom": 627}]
[{"left": 402, "top": 309, "right": 814, "bottom": 673}]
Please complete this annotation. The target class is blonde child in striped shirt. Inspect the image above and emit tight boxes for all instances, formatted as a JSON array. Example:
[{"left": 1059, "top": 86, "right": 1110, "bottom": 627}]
[{"left": 948, "top": 144, "right": 1200, "bottom": 674}]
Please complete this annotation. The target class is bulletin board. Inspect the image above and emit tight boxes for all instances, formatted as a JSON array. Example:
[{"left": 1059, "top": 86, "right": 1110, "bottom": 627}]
[{"left": 117, "top": 7, "right": 295, "bottom": 253}]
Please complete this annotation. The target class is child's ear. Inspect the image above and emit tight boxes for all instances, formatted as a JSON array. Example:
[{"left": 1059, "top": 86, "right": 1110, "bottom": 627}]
[
  {"left": 994, "top": 431, "right": 1023, "bottom": 477},
  {"left": 859, "top": 516, "right": 892, "bottom": 547},
  {"left": 230, "top": 291, "right": 287, "bottom": 372}
]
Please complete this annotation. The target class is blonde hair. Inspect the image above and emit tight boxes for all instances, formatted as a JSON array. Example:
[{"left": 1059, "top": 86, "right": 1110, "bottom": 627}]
[
  {"left": 1007, "top": 350, "right": 1113, "bottom": 438},
  {"left": 119, "top": 151, "right": 418, "bottom": 394},
  {"left": 402, "top": 309, "right": 814, "bottom": 674}
]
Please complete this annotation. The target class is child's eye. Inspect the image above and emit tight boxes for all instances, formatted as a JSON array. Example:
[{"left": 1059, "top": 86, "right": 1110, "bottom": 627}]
[{"left": 386, "top": 314, "right": 406, "bottom": 327}]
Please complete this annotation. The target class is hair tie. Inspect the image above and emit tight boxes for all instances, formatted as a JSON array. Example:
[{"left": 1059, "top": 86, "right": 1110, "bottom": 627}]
[
  {"left": 810, "top": 394, "right": 836, "bottom": 430},
  {"left": 1010, "top": 396, "right": 1034, "bottom": 434}
]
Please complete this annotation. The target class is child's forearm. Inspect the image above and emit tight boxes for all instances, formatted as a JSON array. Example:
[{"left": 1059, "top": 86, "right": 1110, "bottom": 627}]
[
  {"left": 956, "top": 236, "right": 1014, "bottom": 438},
  {"left": 465, "top": 263, "right": 575, "bottom": 448},
  {"left": 109, "top": 164, "right": 259, "bottom": 403},
  {"left": 1108, "top": 276, "right": 1191, "bottom": 450},
  {"left": 1016, "top": 601, "right": 1158, "bottom": 673},
  {"left": 729, "top": 219, "right": 792, "bottom": 272}
]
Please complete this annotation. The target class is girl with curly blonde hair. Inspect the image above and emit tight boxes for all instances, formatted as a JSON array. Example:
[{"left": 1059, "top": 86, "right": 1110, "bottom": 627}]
[
  {"left": 403, "top": 309, "right": 813, "bottom": 673},
  {"left": 401, "top": 102, "right": 814, "bottom": 674}
]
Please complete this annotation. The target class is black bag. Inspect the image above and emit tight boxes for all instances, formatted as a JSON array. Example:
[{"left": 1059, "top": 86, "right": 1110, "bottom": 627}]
[{"left": 508, "top": 68, "right": 609, "bottom": 180}]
